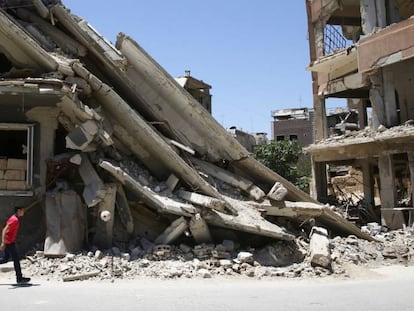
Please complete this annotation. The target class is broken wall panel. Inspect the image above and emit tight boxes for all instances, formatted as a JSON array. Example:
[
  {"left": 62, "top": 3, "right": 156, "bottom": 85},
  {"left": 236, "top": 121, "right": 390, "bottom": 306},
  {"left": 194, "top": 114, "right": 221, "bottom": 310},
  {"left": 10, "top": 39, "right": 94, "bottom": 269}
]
[
  {"left": 44, "top": 190, "right": 86, "bottom": 256},
  {"left": 358, "top": 17, "right": 414, "bottom": 73}
]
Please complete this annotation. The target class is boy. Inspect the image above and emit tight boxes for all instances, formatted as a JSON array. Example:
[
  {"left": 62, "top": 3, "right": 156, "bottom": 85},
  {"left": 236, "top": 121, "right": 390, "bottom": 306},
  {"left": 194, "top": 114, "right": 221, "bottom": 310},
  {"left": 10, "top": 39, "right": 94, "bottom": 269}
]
[{"left": 0, "top": 206, "right": 30, "bottom": 283}]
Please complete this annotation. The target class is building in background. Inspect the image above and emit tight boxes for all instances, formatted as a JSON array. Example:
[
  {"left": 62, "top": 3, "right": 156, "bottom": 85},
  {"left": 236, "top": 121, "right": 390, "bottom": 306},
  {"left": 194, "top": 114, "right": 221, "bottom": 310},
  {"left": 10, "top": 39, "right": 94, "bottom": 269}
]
[
  {"left": 176, "top": 70, "right": 212, "bottom": 113},
  {"left": 305, "top": 0, "right": 414, "bottom": 229},
  {"left": 252, "top": 132, "right": 268, "bottom": 145},
  {"left": 271, "top": 107, "right": 315, "bottom": 147},
  {"left": 227, "top": 126, "right": 257, "bottom": 153}
]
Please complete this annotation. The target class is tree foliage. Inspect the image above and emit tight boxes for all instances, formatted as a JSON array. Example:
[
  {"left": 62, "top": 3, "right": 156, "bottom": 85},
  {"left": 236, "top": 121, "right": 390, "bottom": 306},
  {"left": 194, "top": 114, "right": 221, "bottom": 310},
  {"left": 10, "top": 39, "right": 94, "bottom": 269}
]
[{"left": 253, "top": 140, "right": 311, "bottom": 192}]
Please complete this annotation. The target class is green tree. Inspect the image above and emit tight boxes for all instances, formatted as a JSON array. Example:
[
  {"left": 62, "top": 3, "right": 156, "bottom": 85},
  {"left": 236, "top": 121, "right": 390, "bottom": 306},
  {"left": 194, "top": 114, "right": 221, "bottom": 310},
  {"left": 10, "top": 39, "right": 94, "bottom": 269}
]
[{"left": 253, "top": 140, "right": 311, "bottom": 192}]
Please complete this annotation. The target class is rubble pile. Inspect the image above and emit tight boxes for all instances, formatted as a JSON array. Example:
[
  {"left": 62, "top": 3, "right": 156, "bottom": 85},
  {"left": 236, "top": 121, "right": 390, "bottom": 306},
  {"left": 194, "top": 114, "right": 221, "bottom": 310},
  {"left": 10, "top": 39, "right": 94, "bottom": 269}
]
[
  {"left": 11, "top": 227, "right": 412, "bottom": 282},
  {"left": 313, "top": 121, "right": 414, "bottom": 147},
  {"left": 331, "top": 227, "right": 414, "bottom": 267}
]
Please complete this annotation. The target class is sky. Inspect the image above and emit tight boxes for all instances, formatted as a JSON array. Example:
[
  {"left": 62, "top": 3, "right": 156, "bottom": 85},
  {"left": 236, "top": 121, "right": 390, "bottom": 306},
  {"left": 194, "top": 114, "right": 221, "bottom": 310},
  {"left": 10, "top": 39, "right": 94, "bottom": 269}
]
[{"left": 63, "top": 0, "right": 315, "bottom": 135}]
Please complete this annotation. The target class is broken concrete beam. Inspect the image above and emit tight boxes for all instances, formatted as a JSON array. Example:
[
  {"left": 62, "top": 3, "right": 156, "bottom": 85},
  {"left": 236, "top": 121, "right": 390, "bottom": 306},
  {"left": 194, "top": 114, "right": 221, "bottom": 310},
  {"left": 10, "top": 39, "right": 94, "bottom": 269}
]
[
  {"left": 251, "top": 200, "right": 376, "bottom": 241},
  {"left": 231, "top": 157, "right": 317, "bottom": 203},
  {"left": 309, "top": 226, "right": 332, "bottom": 269},
  {"left": 32, "top": 0, "right": 50, "bottom": 18},
  {"left": 72, "top": 62, "right": 224, "bottom": 201},
  {"left": 155, "top": 217, "right": 189, "bottom": 245},
  {"left": 252, "top": 200, "right": 325, "bottom": 218},
  {"left": 57, "top": 94, "right": 96, "bottom": 122},
  {"left": 115, "top": 185, "right": 134, "bottom": 234},
  {"left": 79, "top": 154, "right": 106, "bottom": 207},
  {"left": 44, "top": 190, "right": 85, "bottom": 256},
  {"left": 166, "top": 174, "right": 180, "bottom": 191},
  {"left": 16, "top": 8, "right": 87, "bottom": 56},
  {"left": 71, "top": 61, "right": 103, "bottom": 91},
  {"left": 203, "top": 196, "right": 295, "bottom": 241},
  {"left": 24, "top": 24, "right": 55, "bottom": 50},
  {"left": 93, "top": 184, "right": 117, "bottom": 249},
  {"left": 63, "top": 271, "right": 100, "bottom": 282},
  {"left": 267, "top": 182, "right": 288, "bottom": 201},
  {"left": 116, "top": 34, "right": 251, "bottom": 163},
  {"left": 51, "top": 4, "right": 127, "bottom": 67},
  {"left": 56, "top": 58, "right": 75, "bottom": 77},
  {"left": 99, "top": 160, "right": 197, "bottom": 217},
  {"left": 0, "top": 10, "right": 57, "bottom": 70},
  {"left": 177, "top": 190, "right": 226, "bottom": 212},
  {"left": 92, "top": 85, "right": 226, "bottom": 201},
  {"left": 191, "top": 157, "right": 265, "bottom": 201},
  {"left": 168, "top": 139, "right": 195, "bottom": 155},
  {"left": 189, "top": 213, "right": 213, "bottom": 244}
]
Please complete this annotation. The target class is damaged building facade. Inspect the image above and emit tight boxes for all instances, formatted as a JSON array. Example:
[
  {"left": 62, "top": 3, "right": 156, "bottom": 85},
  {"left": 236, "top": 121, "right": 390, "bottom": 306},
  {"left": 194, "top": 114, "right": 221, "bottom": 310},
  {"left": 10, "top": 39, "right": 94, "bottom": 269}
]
[
  {"left": 306, "top": 0, "right": 414, "bottom": 229},
  {"left": 0, "top": 0, "right": 373, "bottom": 269}
]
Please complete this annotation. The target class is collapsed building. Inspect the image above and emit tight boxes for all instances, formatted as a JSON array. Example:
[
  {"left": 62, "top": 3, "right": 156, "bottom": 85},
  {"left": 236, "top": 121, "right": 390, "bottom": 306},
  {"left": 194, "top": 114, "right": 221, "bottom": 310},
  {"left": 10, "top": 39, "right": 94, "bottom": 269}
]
[
  {"left": 305, "top": 0, "right": 414, "bottom": 229},
  {"left": 0, "top": 0, "right": 373, "bottom": 273}
]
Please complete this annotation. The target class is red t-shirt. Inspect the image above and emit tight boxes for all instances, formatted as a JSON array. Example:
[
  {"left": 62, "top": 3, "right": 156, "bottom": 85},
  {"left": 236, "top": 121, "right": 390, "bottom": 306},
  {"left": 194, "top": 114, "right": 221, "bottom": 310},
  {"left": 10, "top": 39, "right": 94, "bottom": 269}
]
[{"left": 4, "top": 214, "right": 19, "bottom": 244}]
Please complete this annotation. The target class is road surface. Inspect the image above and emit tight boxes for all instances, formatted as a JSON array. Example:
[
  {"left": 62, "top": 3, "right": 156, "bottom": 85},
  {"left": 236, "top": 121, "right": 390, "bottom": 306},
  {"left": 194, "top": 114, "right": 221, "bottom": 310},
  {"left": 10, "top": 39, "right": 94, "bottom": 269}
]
[{"left": 0, "top": 265, "right": 413, "bottom": 310}]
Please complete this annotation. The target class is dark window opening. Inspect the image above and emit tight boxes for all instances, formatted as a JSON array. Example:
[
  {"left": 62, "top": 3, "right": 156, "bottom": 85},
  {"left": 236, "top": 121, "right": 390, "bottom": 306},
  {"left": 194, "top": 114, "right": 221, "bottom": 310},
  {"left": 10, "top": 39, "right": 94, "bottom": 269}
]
[
  {"left": 0, "top": 130, "right": 27, "bottom": 159},
  {"left": 54, "top": 124, "right": 70, "bottom": 154},
  {"left": 0, "top": 53, "right": 12, "bottom": 73},
  {"left": 290, "top": 135, "right": 298, "bottom": 141},
  {"left": 395, "top": 89, "right": 401, "bottom": 124},
  {"left": 276, "top": 135, "right": 285, "bottom": 141}
]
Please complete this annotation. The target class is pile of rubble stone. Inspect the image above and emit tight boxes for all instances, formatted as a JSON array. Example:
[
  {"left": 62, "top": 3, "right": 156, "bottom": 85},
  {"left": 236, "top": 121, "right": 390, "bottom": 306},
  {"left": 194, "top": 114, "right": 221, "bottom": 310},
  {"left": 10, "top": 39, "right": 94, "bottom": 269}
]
[
  {"left": 11, "top": 225, "right": 411, "bottom": 282},
  {"left": 314, "top": 121, "right": 414, "bottom": 147}
]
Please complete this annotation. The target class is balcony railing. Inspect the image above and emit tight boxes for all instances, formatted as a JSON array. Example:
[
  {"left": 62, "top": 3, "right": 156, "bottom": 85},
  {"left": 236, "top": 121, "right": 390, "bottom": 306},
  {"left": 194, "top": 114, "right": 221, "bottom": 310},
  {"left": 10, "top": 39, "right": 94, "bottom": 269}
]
[{"left": 324, "top": 24, "right": 347, "bottom": 55}]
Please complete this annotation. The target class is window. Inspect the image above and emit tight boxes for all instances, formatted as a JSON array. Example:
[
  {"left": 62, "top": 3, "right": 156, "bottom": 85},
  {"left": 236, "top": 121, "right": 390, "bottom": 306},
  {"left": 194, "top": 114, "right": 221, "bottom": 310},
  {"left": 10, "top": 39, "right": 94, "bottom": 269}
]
[
  {"left": 289, "top": 135, "right": 298, "bottom": 141},
  {"left": 0, "top": 123, "right": 34, "bottom": 195},
  {"left": 276, "top": 135, "right": 285, "bottom": 141}
]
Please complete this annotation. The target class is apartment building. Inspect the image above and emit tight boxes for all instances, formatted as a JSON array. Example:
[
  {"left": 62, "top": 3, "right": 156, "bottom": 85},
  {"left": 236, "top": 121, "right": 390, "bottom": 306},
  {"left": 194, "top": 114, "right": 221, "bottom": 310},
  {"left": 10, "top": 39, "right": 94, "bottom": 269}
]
[{"left": 305, "top": 0, "right": 414, "bottom": 229}]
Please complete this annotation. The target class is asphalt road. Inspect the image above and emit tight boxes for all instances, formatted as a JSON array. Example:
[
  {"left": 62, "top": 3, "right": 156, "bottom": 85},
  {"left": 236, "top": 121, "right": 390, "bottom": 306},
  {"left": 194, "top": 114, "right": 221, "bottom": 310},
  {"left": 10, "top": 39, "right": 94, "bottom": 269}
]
[{"left": 1, "top": 265, "right": 413, "bottom": 311}]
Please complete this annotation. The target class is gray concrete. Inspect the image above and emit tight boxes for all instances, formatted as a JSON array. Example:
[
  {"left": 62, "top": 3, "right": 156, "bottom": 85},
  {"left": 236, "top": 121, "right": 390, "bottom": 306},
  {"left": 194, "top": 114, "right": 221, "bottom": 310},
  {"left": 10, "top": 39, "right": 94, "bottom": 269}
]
[{"left": 0, "top": 266, "right": 413, "bottom": 310}]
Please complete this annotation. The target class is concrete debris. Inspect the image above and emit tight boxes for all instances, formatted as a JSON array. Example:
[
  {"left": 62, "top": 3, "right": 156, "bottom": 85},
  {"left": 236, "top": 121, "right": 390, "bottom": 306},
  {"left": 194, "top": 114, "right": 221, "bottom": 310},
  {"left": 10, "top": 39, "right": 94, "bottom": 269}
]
[
  {"left": 0, "top": 1, "right": 389, "bottom": 283},
  {"left": 309, "top": 227, "right": 332, "bottom": 269},
  {"left": 267, "top": 182, "right": 288, "bottom": 201},
  {"left": 0, "top": 227, "right": 408, "bottom": 282}
]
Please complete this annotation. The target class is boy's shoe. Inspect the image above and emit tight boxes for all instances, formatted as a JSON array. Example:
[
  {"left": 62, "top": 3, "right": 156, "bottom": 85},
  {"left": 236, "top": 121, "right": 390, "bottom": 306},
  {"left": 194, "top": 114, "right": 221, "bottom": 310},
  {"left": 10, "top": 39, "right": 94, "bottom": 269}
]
[{"left": 17, "top": 277, "right": 31, "bottom": 283}]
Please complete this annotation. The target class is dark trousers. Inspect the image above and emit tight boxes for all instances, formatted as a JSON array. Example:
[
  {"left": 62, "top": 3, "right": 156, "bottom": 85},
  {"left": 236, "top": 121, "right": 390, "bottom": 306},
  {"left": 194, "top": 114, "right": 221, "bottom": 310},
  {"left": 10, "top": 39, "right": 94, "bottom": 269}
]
[{"left": 0, "top": 243, "right": 22, "bottom": 280}]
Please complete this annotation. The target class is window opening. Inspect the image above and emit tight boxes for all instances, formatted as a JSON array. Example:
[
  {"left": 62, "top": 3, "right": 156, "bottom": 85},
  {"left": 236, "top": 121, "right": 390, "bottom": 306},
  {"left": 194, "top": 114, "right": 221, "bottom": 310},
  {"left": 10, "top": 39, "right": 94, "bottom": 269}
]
[{"left": 0, "top": 123, "right": 34, "bottom": 194}]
